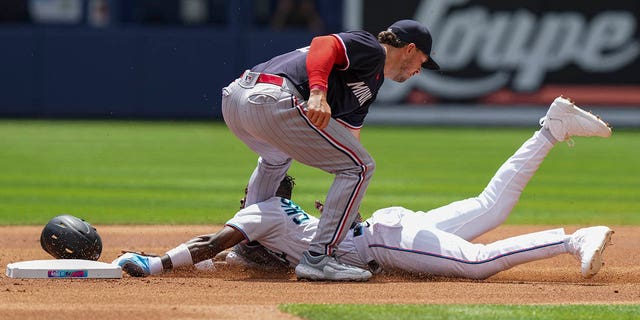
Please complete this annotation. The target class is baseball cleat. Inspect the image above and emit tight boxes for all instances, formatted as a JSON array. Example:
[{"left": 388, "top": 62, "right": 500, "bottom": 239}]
[
  {"left": 539, "top": 96, "right": 612, "bottom": 143},
  {"left": 112, "top": 252, "right": 152, "bottom": 277},
  {"left": 224, "top": 250, "right": 279, "bottom": 271},
  {"left": 225, "top": 242, "right": 290, "bottom": 271},
  {"left": 295, "top": 251, "right": 372, "bottom": 281},
  {"left": 568, "top": 226, "right": 614, "bottom": 278}
]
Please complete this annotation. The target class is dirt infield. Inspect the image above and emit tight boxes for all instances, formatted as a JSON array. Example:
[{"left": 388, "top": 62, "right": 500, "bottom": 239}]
[{"left": 1, "top": 225, "right": 639, "bottom": 319}]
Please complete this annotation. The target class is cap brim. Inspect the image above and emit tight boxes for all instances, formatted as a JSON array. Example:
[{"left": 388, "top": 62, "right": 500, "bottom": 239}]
[{"left": 422, "top": 58, "right": 439, "bottom": 70}]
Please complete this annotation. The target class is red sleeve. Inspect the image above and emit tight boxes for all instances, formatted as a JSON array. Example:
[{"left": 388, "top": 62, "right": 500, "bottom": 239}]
[{"left": 306, "top": 35, "right": 347, "bottom": 92}]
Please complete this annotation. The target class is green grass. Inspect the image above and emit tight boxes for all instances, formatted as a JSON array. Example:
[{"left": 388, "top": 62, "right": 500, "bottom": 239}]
[
  {"left": 280, "top": 304, "right": 640, "bottom": 320},
  {"left": 0, "top": 120, "right": 638, "bottom": 225}
]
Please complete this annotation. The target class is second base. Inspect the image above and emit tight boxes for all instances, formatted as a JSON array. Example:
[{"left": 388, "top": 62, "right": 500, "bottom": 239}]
[{"left": 6, "top": 259, "right": 122, "bottom": 279}]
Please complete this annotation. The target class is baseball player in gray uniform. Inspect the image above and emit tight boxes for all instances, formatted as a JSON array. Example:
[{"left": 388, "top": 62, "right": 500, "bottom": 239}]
[
  {"left": 220, "top": 19, "right": 440, "bottom": 281},
  {"left": 114, "top": 97, "right": 614, "bottom": 280}
]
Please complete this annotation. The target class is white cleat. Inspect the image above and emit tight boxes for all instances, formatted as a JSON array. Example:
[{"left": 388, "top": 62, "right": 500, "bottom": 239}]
[
  {"left": 540, "top": 96, "right": 612, "bottom": 143},
  {"left": 568, "top": 226, "right": 614, "bottom": 278}
]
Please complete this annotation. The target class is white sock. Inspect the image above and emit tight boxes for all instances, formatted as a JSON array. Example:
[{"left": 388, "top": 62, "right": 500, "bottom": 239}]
[
  {"left": 563, "top": 233, "right": 575, "bottom": 255},
  {"left": 539, "top": 128, "right": 558, "bottom": 144},
  {"left": 166, "top": 244, "right": 194, "bottom": 268}
]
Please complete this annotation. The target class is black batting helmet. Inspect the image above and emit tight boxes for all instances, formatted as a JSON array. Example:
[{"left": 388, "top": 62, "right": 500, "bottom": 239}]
[{"left": 40, "top": 214, "right": 102, "bottom": 260}]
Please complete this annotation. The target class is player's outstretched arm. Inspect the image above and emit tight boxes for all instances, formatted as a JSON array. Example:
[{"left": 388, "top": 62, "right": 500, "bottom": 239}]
[
  {"left": 112, "top": 226, "right": 246, "bottom": 277},
  {"left": 185, "top": 226, "right": 246, "bottom": 264}
]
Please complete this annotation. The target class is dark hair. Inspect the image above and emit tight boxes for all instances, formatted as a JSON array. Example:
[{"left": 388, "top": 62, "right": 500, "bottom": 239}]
[
  {"left": 275, "top": 175, "right": 296, "bottom": 199},
  {"left": 377, "top": 30, "right": 408, "bottom": 48}
]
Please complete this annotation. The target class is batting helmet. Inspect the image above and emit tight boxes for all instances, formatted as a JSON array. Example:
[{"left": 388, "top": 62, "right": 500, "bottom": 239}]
[{"left": 40, "top": 214, "right": 102, "bottom": 260}]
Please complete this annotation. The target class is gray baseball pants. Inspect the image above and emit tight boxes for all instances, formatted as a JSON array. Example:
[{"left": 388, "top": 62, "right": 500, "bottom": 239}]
[{"left": 221, "top": 72, "right": 375, "bottom": 256}]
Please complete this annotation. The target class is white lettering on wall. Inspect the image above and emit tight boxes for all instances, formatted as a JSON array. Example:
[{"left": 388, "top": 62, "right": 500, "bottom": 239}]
[{"left": 378, "top": 0, "right": 640, "bottom": 101}]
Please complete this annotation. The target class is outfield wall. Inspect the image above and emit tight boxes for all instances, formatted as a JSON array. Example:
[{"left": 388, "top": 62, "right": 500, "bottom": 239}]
[
  {"left": 0, "top": 26, "right": 312, "bottom": 119},
  {"left": 0, "top": 0, "right": 639, "bottom": 126},
  {"left": 366, "top": 105, "right": 640, "bottom": 128}
]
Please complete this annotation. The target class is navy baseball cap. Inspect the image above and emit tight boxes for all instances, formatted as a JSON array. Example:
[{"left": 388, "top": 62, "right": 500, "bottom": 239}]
[{"left": 387, "top": 20, "right": 440, "bottom": 70}]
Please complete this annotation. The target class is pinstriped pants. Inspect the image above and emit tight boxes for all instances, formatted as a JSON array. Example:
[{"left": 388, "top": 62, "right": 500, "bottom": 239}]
[{"left": 221, "top": 79, "right": 375, "bottom": 256}]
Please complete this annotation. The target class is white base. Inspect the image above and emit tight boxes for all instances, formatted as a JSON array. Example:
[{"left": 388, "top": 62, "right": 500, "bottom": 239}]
[{"left": 5, "top": 259, "right": 122, "bottom": 279}]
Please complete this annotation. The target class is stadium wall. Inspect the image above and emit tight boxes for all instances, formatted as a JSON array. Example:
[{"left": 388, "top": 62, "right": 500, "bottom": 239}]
[
  {"left": 0, "top": 0, "right": 639, "bottom": 127},
  {"left": 0, "top": 26, "right": 312, "bottom": 119}
]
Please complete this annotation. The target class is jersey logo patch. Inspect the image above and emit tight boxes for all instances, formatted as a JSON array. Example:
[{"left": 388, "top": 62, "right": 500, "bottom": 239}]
[{"left": 347, "top": 82, "right": 373, "bottom": 106}]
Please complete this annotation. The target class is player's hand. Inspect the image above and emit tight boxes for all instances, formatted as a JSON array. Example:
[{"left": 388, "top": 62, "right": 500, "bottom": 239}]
[{"left": 307, "top": 89, "right": 331, "bottom": 129}]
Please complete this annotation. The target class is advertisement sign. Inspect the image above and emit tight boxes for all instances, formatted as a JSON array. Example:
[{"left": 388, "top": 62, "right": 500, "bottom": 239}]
[
  {"left": 357, "top": 0, "right": 640, "bottom": 106},
  {"left": 29, "top": 0, "right": 82, "bottom": 24}
]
